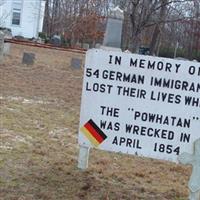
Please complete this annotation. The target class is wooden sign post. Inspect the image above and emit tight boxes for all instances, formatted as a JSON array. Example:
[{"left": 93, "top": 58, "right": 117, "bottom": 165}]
[{"left": 78, "top": 145, "right": 90, "bottom": 170}]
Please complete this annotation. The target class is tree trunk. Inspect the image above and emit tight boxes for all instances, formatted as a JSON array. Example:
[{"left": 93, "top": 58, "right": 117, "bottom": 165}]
[{"left": 149, "top": 0, "right": 168, "bottom": 55}]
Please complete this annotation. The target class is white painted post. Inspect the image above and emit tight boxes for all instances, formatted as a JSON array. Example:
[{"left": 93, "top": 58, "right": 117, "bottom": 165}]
[
  {"left": 178, "top": 139, "right": 200, "bottom": 200},
  {"left": 78, "top": 145, "right": 90, "bottom": 170},
  {"left": 189, "top": 191, "right": 200, "bottom": 200}
]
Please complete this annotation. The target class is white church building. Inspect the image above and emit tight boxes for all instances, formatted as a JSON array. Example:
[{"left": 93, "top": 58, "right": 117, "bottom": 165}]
[{"left": 0, "top": 0, "right": 45, "bottom": 38}]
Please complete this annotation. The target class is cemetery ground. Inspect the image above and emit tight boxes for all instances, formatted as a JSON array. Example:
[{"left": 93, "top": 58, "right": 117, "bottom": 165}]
[{"left": 0, "top": 44, "right": 192, "bottom": 200}]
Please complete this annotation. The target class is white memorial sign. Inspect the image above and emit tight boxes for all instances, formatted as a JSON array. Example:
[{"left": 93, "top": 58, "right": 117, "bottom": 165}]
[{"left": 78, "top": 49, "right": 200, "bottom": 163}]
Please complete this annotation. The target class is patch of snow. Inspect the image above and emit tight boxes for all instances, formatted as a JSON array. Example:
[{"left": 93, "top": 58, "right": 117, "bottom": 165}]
[{"left": 49, "top": 128, "right": 69, "bottom": 138}]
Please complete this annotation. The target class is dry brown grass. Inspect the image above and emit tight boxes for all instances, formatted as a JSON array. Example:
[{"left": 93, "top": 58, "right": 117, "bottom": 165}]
[{"left": 0, "top": 44, "right": 190, "bottom": 200}]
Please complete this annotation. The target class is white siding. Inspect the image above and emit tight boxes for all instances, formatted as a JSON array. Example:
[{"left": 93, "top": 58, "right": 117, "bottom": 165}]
[
  {"left": 39, "top": 0, "right": 45, "bottom": 33},
  {"left": 0, "top": 0, "right": 12, "bottom": 27},
  {"left": 0, "top": 0, "right": 45, "bottom": 38}
]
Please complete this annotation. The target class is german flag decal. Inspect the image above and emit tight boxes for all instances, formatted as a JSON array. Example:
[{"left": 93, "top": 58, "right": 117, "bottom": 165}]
[{"left": 80, "top": 119, "right": 107, "bottom": 147}]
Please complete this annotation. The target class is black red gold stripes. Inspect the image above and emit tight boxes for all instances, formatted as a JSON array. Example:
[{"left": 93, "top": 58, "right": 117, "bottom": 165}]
[{"left": 80, "top": 119, "right": 107, "bottom": 147}]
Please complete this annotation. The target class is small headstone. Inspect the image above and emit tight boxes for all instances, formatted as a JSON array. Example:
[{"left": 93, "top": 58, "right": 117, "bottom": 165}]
[
  {"left": 15, "top": 35, "right": 24, "bottom": 40},
  {"left": 3, "top": 29, "right": 12, "bottom": 55},
  {"left": 139, "top": 47, "right": 150, "bottom": 55},
  {"left": 4, "top": 43, "right": 11, "bottom": 55},
  {"left": 50, "top": 35, "right": 61, "bottom": 46},
  {"left": 95, "top": 43, "right": 101, "bottom": 48},
  {"left": 83, "top": 43, "right": 89, "bottom": 50},
  {"left": 71, "top": 57, "right": 82, "bottom": 69},
  {"left": 37, "top": 37, "right": 45, "bottom": 44},
  {"left": 75, "top": 42, "right": 82, "bottom": 48},
  {"left": 179, "top": 139, "right": 200, "bottom": 200},
  {"left": 0, "top": 31, "right": 4, "bottom": 61},
  {"left": 22, "top": 52, "right": 35, "bottom": 65}
]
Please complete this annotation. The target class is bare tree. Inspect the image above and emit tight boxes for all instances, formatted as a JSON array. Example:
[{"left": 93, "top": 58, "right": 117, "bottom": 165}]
[
  {"left": 120, "top": 0, "right": 197, "bottom": 55},
  {"left": 42, "top": 0, "right": 199, "bottom": 60}
]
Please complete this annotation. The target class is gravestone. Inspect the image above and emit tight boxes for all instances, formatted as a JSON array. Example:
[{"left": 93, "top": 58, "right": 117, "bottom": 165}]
[
  {"left": 0, "top": 31, "right": 4, "bottom": 61},
  {"left": 95, "top": 43, "right": 101, "bottom": 48},
  {"left": 82, "top": 43, "right": 89, "bottom": 50},
  {"left": 75, "top": 42, "right": 82, "bottom": 48},
  {"left": 103, "top": 6, "right": 124, "bottom": 49},
  {"left": 15, "top": 35, "right": 24, "bottom": 40},
  {"left": 3, "top": 29, "right": 12, "bottom": 55},
  {"left": 71, "top": 57, "right": 82, "bottom": 69},
  {"left": 139, "top": 47, "right": 150, "bottom": 55},
  {"left": 22, "top": 52, "right": 35, "bottom": 65},
  {"left": 50, "top": 35, "right": 61, "bottom": 46}
]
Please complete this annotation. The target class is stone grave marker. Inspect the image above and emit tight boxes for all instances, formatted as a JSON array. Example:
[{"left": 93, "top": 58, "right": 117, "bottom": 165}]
[
  {"left": 75, "top": 42, "right": 82, "bottom": 48},
  {"left": 0, "top": 31, "right": 4, "bottom": 61},
  {"left": 103, "top": 6, "right": 124, "bottom": 49},
  {"left": 95, "top": 43, "right": 101, "bottom": 49},
  {"left": 3, "top": 29, "right": 12, "bottom": 55},
  {"left": 22, "top": 52, "right": 35, "bottom": 65},
  {"left": 50, "top": 35, "right": 61, "bottom": 46},
  {"left": 83, "top": 43, "right": 89, "bottom": 50},
  {"left": 71, "top": 57, "right": 82, "bottom": 69}
]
